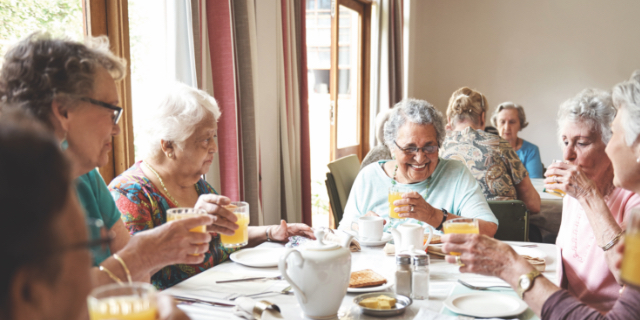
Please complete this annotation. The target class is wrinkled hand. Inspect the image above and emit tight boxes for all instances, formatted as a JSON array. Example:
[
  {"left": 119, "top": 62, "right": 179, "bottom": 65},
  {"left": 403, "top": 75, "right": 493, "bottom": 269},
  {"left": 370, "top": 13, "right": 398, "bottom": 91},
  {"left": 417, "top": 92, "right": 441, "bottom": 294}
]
[
  {"left": 132, "top": 215, "right": 214, "bottom": 266},
  {"left": 544, "top": 162, "right": 598, "bottom": 200},
  {"left": 194, "top": 194, "right": 239, "bottom": 235},
  {"left": 157, "top": 294, "right": 190, "bottom": 320},
  {"left": 441, "top": 233, "right": 522, "bottom": 279},
  {"left": 393, "top": 192, "right": 439, "bottom": 226},
  {"left": 270, "top": 220, "right": 316, "bottom": 242}
]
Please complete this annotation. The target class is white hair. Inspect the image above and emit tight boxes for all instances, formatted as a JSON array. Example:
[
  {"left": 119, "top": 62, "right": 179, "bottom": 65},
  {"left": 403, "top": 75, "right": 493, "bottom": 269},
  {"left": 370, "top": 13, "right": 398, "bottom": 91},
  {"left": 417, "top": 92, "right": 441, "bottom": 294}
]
[
  {"left": 137, "top": 82, "right": 221, "bottom": 159},
  {"left": 384, "top": 98, "right": 446, "bottom": 149},
  {"left": 557, "top": 88, "right": 616, "bottom": 145},
  {"left": 612, "top": 70, "right": 640, "bottom": 146}
]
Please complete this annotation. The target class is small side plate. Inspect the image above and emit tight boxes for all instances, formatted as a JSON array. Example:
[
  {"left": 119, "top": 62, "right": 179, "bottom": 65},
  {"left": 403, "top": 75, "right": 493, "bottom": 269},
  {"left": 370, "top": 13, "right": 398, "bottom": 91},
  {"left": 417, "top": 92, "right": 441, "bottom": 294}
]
[
  {"left": 229, "top": 248, "right": 285, "bottom": 267},
  {"left": 353, "top": 292, "right": 412, "bottom": 317},
  {"left": 347, "top": 281, "right": 394, "bottom": 293}
]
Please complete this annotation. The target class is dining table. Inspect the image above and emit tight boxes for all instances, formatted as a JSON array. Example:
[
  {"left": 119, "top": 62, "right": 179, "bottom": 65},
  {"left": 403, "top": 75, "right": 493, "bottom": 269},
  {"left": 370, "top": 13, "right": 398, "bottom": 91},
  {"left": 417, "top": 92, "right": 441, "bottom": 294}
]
[
  {"left": 165, "top": 239, "right": 559, "bottom": 320},
  {"left": 529, "top": 178, "right": 564, "bottom": 243}
]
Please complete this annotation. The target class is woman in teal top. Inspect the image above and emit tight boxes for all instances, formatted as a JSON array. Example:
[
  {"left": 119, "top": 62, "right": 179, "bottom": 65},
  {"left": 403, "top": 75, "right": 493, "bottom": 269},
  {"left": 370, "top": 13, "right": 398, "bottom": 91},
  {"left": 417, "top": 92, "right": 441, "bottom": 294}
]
[
  {"left": 491, "top": 102, "right": 544, "bottom": 178},
  {"left": 339, "top": 99, "right": 498, "bottom": 236},
  {"left": 0, "top": 33, "right": 233, "bottom": 290}
]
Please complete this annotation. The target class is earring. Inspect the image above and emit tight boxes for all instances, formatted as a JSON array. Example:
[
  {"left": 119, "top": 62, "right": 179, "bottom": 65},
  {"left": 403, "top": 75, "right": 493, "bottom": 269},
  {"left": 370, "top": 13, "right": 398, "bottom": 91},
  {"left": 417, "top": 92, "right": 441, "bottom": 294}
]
[
  {"left": 168, "top": 153, "right": 174, "bottom": 159},
  {"left": 60, "top": 133, "right": 68, "bottom": 150},
  {"left": 637, "top": 157, "right": 640, "bottom": 163}
]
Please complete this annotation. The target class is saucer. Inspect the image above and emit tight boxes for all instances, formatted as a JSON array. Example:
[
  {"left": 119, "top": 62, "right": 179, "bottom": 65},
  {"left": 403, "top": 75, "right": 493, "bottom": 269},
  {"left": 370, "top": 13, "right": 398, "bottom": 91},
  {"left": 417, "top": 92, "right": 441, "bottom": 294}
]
[{"left": 357, "top": 233, "right": 393, "bottom": 246}]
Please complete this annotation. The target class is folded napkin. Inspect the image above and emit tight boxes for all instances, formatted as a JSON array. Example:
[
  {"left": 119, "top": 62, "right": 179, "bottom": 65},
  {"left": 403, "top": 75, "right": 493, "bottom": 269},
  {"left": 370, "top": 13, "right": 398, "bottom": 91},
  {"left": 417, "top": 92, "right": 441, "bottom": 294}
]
[
  {"left": 382, "top": 243, "right": 444, "bottom": 257},
  {"left": 522, "top": 255, "right": 546, "bottom": 272},
  {"left": 233, "top": 297, "right": 283, "bottom": 320},
  {"left": 324, "top": 230, "right": 361, "bottom": 252}
]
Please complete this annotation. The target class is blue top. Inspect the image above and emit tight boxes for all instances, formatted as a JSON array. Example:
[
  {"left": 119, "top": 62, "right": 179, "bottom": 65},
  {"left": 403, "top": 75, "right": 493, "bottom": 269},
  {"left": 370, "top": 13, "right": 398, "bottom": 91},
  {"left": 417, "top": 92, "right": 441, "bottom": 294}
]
[
  {"left": 516, "top": 139, "right": 544, "bottom": 178},
  {"left": 337, "top": 159, "right": 498, "bottom": 233},
  {"left": 76, "top": 169, "right": 122, "bottom": 265}
]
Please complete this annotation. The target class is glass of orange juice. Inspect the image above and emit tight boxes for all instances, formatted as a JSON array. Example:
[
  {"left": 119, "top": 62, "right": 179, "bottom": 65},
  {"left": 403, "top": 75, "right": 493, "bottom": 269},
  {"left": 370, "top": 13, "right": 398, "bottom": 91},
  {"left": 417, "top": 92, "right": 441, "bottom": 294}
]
[
  {"left": 167, "top": 208, "right": 208, "bottom": 256},
  {"left": 545, "top": 159, "right": 567, "bottom": 197},
  {"left": 621, "top": 208, "right": 640, "bottom": 289},
  {"left": 442, "top": 218, "right": 480, "bottom": 256},
  {"left": 221, "top": 201, "right": 250, "bottom": 248},
  {"left": 389, "top": 186, "right": 411, "bottom": 219},
  {"left": 87, "top": 282, "right": 157, "bottom": 320}
]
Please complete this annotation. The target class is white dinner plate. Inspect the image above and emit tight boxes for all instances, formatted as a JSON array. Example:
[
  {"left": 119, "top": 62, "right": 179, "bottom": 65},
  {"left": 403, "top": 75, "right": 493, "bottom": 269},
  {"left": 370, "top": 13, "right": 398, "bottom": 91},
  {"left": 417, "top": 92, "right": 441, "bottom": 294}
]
[
  {"left": 229, "top": 248, "right": 285, "bottom": 268},
  {"left": 357, "top": 233, "right": 393, "bottom": 246},
  {"left": 444, "top": 292, "right": 528, "bottom": 318},
  {"left": 509, "top": 244, "right": 547, "bottom": 259},
  {"left": 347, "top": 281, "right": 394, "bottom": 293}
]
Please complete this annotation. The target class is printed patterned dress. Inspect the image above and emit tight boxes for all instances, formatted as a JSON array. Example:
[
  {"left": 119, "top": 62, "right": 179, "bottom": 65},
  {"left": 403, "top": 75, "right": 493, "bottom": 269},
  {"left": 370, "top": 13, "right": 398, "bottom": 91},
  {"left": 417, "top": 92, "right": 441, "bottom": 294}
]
[
  {"left": 108, "top": 161, "right": 238, "bottom": 289},
  {"left": 441, "top": 127, "right": 528, "bottom": 200}
]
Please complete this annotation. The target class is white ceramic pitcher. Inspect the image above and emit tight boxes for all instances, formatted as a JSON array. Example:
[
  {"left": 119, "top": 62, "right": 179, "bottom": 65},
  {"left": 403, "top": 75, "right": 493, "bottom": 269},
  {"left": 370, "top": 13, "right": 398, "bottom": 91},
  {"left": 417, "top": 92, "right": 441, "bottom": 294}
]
[
  {"left": 278, "top": 229, "right": 352, "bottom": 319},
  {"left": 389, "top": 223, "right": 434, "bottom": 255}
]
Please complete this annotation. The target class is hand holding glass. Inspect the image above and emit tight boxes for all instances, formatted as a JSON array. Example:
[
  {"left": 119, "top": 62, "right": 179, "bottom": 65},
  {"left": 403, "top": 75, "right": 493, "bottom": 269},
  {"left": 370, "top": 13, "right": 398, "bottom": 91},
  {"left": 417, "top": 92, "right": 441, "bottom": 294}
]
[
  {"left": 443, "top": 218, "right": 479, "bottom": 256},
  {"left": 220, "top": 201, "right": 249, "bottom": 248},
  {"left": 389, "top": 186, "right": 411, "bottom": 219},
  {"left": 166, "top": 208, "right": 207, "bottom": 256}
]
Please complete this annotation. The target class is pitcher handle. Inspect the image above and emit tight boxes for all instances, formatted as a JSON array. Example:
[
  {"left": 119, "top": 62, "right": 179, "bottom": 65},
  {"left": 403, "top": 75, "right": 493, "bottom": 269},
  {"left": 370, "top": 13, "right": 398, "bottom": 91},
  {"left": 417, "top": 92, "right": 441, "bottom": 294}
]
[
  {"left": 278, "top": 249, "right": 307, "bottom": 304},
  {"left": 422, "top": 225, "right": 434, "bottom": 251}
]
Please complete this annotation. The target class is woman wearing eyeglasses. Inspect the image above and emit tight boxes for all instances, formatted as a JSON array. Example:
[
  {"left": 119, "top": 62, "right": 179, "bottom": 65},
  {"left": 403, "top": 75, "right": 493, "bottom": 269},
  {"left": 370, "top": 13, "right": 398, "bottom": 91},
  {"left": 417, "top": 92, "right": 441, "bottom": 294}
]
[
  {"left": 441, "top": 87, "right": 541, "bottom": 214},
  {"left": 337, "top": 98, "right": 498, "bottom": 236},
  {"left": 0, "top": 33, "right": 219, "bottom": 289}
]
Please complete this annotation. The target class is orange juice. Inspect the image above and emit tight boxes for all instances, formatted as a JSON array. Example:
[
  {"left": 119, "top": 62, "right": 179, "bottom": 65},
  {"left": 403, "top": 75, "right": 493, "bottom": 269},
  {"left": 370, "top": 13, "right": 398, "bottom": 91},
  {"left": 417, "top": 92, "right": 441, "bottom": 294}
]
[
  {"left": 443, "top": 218, "right": 479, "bottom": 256},
  {"left": 388, "top": 191, "right": 404, "bottom": 219},
  {"left": 166, "top": 214, "right": 206, "bottom": 233},
  {"left": 547, "top": 160, "right": 566, "bottom": 197},
  {"left": 221, "top": 214, "right": 249, "bottom": 247},
  {"left": 89, "top": 296, "right": 157, "bottom": 320},
  {"left": 621, "top": 232, "right": 640, "bottom": 289}
]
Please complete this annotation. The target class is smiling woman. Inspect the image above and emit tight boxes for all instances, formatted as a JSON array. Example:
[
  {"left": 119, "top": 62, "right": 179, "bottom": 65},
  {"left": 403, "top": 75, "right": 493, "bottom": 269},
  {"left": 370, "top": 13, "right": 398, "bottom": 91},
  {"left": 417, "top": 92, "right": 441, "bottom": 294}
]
[{"left": 337, "top": 98, "right": 498, "bottom": 237}]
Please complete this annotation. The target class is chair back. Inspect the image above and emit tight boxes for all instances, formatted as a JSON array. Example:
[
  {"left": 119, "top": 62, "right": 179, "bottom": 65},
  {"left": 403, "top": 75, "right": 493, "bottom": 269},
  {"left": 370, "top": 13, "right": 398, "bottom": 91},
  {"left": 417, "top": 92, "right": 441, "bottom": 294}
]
[
  {"left": 325, "top": 172, "right": 343, "bottom": 223},
  {"left": 487, "top": 200, "right": 529, "bottom": 242},
  {"left": 326, "top": 154, "right": 361, "bottom": 219}
]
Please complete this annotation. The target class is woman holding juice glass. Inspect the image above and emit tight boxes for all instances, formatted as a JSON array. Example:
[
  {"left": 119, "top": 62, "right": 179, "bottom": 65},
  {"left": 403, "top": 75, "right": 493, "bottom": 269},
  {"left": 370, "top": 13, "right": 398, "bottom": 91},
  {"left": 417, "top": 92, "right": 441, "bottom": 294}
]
[
  {"left": 441, "top": 71, "right": 640, "bottom": 319},
  {"left": 0, "top": 115, "right": 187, "bottom": 320},
  {"left": 109, "top": 83, "right": 314, "bottom": 289},
  {"left": 337, "top": 99, "right": 499, "bottom": 237}
]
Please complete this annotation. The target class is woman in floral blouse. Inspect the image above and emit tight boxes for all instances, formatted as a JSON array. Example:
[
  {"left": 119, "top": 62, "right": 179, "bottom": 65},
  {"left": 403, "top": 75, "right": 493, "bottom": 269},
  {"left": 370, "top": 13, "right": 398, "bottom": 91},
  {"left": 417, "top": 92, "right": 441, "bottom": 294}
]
[
  {"left": 109, "top": 83, "right": 314, "bottom": 289},
  {"left": 440, "top": 87, "right": 540, "bottom": 214}
]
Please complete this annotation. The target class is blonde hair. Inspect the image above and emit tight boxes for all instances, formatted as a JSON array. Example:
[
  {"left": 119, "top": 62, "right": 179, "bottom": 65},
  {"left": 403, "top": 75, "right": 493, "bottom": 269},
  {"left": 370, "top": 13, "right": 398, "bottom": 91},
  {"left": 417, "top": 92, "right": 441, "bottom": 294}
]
[{"left": 446, "top": 87, "right": 487, "bottom": 127}]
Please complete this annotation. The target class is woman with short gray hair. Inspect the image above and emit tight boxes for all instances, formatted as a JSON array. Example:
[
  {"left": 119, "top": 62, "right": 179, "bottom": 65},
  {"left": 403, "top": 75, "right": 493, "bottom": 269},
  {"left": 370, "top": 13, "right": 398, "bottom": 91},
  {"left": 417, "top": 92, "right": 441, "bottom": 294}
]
[
  {"left": 338, "top": 98, "right": 498, "bottom": 237},
  {"left": 109, "top": 82, "right": 314, "bottom": 289},
  {"left": 441, "top": 87, "right": 541, "bottom": 214},
  {"left": 491, "top": 102, "right": 544, "bottom": 178},
  {"left": 544, "top": 87, "right": 640, "bottom": 312}
]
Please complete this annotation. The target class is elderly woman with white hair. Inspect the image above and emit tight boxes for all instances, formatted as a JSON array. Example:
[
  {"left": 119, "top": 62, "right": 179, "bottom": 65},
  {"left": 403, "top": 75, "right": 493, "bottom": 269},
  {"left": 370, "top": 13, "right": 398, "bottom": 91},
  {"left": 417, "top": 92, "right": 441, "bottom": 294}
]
[
  {"left": 491, "top": 102, "right": 544, "bottom": 178},
  {"left": 109, "top": 83, "right": 314, "bottom": 289},
  {"left": 439, "top": 73, "right": 640, "bottom": 319},
  {"left": 338, "top": 98, "right": 498, "bottom": 236}
]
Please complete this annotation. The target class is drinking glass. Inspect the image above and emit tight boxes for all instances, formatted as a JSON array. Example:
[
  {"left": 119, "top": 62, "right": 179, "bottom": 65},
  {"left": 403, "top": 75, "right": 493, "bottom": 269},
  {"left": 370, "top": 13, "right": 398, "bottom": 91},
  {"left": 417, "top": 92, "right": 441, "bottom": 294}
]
[
  {"left": 546, "top": 159, "right": 567, "bottom": 197},
  {"left": 167, "top": 208, "right": 207, "bottom": 256},
  {"left": 442, "top": 218, "right": 479, "bottom": 256},
  {"left": 388, "top": 186, "right": 411, "bottom": 219},
  {"left": 621, "top": 208, "right": 640, "bottom": 289},
  {"left": 87, "top": 282, "right": 157, "bottom": 320},
  {"left": 220, "top": 201, "right": 250, "bottom": 248}
]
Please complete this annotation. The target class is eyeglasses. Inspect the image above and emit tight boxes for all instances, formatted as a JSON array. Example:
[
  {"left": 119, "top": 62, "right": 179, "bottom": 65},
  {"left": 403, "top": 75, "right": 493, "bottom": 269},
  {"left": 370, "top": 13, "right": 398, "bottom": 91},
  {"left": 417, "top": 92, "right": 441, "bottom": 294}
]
[
  {"left": 80, "top": 97, "right": 122, "bottom": 125},
  {"left": 394, "top": 141, "right": 439, "bottom": 155}
]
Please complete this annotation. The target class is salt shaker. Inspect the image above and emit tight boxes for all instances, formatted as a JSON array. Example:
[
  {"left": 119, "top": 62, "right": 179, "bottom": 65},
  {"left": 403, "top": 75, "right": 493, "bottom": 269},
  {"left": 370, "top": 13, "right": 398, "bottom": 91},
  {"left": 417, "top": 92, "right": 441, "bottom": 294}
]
[
  {"left": 395, "top": 254, "right": 412, "bottom": 296},
  {"left": 411, "top": 255, "right": 429, "bottom": 300}
]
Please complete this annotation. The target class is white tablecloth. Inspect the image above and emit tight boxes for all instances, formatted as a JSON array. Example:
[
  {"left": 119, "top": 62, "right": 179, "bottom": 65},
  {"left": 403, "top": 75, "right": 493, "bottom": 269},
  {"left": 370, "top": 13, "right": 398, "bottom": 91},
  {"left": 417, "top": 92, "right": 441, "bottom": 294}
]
[{"left": 166, "top": 241, "right": 558, "bottom": 319}]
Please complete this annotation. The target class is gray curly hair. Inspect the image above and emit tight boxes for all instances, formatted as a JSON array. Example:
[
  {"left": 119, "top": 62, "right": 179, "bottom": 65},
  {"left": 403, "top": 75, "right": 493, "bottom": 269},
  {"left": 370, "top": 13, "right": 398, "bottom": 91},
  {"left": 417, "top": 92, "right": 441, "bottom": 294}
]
[
  {"left": 612, "top": 70, "right": 640, "bottom": 146},
  {"left": 384, "top": 98, "right": 446, "bottom": 150},
  {"left": 491, "top": 102, "right": 529, "bottom": 130},
  {"left": 557, "top": 88, "right": 616, "bottom": 145}
]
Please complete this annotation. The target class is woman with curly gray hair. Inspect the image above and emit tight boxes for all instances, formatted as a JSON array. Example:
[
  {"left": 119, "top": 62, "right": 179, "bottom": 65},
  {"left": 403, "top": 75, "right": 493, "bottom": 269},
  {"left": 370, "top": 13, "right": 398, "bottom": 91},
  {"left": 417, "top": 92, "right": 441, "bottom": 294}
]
[
  {"left": 543, "top": 88, "right": 640, "bottom": 312},
  {"left": 492, "top": 102, "right": 544, "bottom": 178},
  {"left": 338, "top": 98, "right": 498, "bottom": 236}
]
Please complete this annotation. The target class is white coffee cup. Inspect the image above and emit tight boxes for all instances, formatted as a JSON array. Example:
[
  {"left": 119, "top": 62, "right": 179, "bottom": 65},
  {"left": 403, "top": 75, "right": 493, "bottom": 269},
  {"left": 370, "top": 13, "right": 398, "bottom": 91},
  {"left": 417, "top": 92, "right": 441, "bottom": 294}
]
[{"left": 358, "top": 216, "right": 384, "bottom": 241}]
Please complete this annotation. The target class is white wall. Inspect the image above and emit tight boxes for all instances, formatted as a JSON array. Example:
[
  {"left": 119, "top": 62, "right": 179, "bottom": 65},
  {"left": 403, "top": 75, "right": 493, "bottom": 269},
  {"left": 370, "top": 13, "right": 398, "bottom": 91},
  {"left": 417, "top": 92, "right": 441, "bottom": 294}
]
[{"left": 405, "top": 0, "right": 640, "bottom": 166}]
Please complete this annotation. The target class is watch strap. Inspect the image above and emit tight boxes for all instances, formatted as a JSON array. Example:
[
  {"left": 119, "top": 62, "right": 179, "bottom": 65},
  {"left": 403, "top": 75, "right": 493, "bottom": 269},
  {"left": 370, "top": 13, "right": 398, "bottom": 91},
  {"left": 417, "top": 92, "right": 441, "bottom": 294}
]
[
  {"left": 517, "top": 269, "right": 541, "bottom": 299},
  {"left": 435, "top": 208, "right": 448, "bottom": 231}
]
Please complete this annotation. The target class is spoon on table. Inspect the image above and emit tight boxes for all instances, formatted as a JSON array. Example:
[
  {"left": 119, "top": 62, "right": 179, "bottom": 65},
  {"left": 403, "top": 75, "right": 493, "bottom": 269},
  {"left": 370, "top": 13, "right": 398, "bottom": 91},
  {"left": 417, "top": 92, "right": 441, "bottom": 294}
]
[
  {"left": 458, "top": 279, "right": 511, "bottom": 291},
  {"left": 230, "top": 286, "right": 293, "bottom": 301}
]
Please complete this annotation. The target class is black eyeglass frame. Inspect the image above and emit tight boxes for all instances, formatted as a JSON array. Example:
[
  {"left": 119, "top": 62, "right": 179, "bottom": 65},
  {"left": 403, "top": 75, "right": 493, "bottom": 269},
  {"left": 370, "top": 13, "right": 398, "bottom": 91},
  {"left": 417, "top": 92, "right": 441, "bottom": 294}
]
[
  {"left": 394, "top": 140, "right": 439, "bottom": 155},
  {"left": 80, "top": 97, "right": 123, "bottom": 125}
]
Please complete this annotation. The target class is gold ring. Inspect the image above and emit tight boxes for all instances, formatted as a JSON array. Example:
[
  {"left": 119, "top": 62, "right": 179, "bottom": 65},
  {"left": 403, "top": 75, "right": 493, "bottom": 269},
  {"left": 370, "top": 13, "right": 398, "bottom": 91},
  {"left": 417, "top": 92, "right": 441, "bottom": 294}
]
[
  {"left": 455, "top": 255, "right": 465, "bottom": 267},
  {"left": 554, "top": 176, "right": 559, "bottom": 184},
  {"left": 410, "top": 205, "right": 414, "bottom": 212}
]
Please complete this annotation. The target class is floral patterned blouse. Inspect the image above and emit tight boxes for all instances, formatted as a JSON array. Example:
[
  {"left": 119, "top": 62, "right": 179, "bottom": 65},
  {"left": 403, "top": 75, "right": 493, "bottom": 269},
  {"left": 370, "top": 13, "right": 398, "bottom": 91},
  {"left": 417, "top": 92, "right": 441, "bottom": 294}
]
[
  {"left": 440, "top": 127, "right": 527, "bottom": 201},
  {"left": 108, "top": 161, "right": 238, "bottom": 290}
]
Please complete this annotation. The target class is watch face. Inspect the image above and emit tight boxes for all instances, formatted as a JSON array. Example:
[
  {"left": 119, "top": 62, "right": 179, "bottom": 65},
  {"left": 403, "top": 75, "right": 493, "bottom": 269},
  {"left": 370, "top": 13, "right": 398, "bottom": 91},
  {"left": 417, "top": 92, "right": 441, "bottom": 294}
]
[{"left": 520, "top": 277, "right": 531, "bottom": 289}]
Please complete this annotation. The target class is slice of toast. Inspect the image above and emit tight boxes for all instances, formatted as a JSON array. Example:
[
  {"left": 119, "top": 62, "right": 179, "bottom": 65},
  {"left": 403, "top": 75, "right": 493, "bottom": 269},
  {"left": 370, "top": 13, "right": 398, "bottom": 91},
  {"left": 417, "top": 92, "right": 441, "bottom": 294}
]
[{"left": 349, "top": 269, "right": 387, "bottom": 288}]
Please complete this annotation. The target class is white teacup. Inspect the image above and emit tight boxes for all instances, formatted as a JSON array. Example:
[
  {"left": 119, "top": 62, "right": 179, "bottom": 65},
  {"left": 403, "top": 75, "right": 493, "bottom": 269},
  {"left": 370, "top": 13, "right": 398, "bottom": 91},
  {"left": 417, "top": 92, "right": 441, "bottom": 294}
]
[{"left": 358, "top": 216, "right": 384, "bottom": 241}]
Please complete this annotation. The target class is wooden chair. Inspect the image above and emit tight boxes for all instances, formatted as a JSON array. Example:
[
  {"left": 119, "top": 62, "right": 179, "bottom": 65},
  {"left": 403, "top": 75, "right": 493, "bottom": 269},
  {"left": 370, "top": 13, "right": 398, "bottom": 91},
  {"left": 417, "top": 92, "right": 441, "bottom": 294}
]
[
  {"left": 325, "top": 155, "right": 360, "bottom": 225},
  {"left": 487, "top": 200, "right": 529, "bottom": 242}
]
